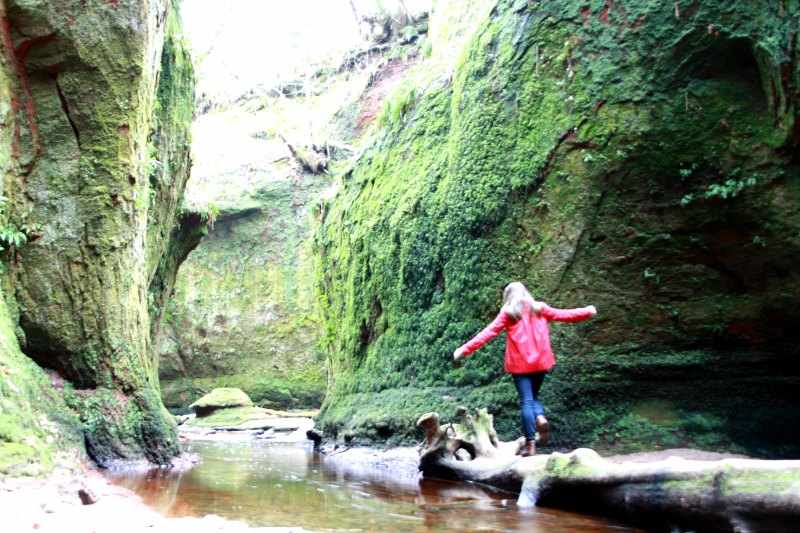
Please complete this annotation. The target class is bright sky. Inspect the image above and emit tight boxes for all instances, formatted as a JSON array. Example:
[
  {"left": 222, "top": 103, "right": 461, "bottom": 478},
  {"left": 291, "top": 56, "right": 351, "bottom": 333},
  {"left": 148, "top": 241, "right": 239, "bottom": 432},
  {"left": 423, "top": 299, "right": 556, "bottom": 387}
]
[{"left": 181, "top": 0, "right": 429, "bottom": 101}]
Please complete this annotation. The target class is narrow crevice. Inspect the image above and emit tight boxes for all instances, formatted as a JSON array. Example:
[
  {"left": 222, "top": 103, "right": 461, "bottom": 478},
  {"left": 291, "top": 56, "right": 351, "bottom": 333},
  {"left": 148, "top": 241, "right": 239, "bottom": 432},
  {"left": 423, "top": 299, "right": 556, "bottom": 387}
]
[{"left": 54, "top": 75, "right": 81, "bottom": 148}]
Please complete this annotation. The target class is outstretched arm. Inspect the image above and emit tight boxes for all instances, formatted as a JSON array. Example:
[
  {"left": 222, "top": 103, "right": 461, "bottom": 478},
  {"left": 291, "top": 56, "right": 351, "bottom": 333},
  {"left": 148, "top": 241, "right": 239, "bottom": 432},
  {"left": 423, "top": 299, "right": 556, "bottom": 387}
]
[
  {"left": 540, "top": 303, "right": 597, "bottom": 323},
  {"left": 454, "top": 311, "right": 511, "bottom": 360}
]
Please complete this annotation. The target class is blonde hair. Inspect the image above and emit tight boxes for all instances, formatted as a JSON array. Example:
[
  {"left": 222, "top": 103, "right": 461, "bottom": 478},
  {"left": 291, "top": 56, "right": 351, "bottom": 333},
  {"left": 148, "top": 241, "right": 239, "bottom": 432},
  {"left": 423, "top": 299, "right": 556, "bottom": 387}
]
[{"left": 502, "top": 282, "right": 538, "bottom": 320}]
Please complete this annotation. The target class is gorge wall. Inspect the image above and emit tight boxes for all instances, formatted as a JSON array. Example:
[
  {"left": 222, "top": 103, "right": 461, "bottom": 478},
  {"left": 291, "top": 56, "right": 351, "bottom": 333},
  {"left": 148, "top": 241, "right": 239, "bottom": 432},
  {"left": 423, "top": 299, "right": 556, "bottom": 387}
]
[
  {"left": 156, "top": 121, "right": 329, "bottom": 412},
  {"left": 154, "top": 2, "right": 431, "bottom": 413},
  {"left": 0, "top": 0, "right": 197, "bottom": 470},
  {"left": 315, "top": 0, "right": 800, "bottom": 456}
]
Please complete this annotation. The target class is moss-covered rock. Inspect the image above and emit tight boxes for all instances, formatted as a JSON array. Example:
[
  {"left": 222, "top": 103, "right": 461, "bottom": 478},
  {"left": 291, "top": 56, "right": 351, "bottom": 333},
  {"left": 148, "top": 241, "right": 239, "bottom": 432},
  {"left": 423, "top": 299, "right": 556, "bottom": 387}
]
[
  {"left": 1, "top": 0, "right": 197, "bottom": 466},
  {"left": 314, "top": 0, "right": 800, "bottom": 456},
  {"left": 0, "top": 291, "right": 82, "bottom": 475},
  {"left": 190, "top": 387, "right": 253, "bottom": 417}
]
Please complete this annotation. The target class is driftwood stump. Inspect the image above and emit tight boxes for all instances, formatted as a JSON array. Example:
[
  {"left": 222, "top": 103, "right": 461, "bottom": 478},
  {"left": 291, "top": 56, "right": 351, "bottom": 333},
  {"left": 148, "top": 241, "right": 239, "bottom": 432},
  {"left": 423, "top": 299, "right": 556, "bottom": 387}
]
[
  {"left": 417, "top": 407, "right": 800, "bottom": 531},
  {"left": 278, "top": 134, "right": 328, "bottom": 174}
]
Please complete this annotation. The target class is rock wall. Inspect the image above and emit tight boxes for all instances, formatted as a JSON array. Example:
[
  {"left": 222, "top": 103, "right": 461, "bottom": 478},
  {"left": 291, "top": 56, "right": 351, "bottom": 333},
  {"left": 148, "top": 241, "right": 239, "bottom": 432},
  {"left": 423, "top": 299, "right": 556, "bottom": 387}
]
[
  {"left": 0, "top": 0, "right": 198, "bottom": 467},
  {"left": 158, "top": 172, "right": 328, "bottom": 412},
  {"left": 0, "top": 291, "right": 83, "bottom": 475},
  {"left": 314, "top": 0, "right": 800, "bottom": 455}
]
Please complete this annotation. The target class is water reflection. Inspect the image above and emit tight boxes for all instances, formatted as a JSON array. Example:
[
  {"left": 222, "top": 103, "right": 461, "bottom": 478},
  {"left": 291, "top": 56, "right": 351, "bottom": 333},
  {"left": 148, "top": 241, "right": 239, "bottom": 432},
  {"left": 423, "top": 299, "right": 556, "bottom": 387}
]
[{"left": 108, "top": 441, "right": 641, "bottom": 532}]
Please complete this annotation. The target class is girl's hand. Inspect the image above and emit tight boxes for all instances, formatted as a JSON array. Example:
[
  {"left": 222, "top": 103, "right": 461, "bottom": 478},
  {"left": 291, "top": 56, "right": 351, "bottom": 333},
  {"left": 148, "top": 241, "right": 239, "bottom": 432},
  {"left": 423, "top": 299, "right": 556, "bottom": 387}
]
[
  {"left": 453, "top": 347, "right": 466, "bottom": 361},
  {"left": 587, "top": 305, "right": 597, "bottom": 316}
]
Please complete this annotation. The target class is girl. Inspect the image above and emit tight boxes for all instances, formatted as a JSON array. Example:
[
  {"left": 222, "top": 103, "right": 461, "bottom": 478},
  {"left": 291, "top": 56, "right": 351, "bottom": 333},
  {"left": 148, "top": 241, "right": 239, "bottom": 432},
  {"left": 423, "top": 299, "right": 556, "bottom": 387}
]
[{"left": 452, "top": 282, "right": 596, "bottom": 457}]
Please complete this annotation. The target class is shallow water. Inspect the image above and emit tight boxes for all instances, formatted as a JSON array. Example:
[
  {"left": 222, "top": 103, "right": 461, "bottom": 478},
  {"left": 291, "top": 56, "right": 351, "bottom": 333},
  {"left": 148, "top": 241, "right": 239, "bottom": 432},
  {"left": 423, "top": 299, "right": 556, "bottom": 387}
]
[{"left": 108, "top": 440, "right": 641, "bottom": 532}]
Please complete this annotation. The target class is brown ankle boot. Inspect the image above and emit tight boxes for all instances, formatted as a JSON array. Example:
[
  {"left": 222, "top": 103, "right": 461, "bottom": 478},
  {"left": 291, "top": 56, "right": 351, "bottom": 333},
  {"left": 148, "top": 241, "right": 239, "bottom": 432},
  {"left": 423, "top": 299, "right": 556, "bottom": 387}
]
[
  {"left": 536, "top": 415, "right": 550, "bottom": 446},
  {"left": 519, "top": 440, "right": 536, "bottom": 457}
]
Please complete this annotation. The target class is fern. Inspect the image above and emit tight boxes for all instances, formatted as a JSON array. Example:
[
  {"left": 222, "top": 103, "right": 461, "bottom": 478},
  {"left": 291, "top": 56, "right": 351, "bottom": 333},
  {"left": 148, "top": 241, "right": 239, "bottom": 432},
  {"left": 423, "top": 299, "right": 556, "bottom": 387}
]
[{"left": 0, "top": 194, "right": 32, "bottom": 252}]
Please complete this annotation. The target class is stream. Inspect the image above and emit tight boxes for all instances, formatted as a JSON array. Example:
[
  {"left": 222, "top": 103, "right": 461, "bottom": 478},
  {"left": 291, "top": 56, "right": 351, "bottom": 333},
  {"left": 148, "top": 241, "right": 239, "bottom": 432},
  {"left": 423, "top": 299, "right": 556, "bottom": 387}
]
[{"left": 108, "top": 440, "right": 642, "bottom": 532}]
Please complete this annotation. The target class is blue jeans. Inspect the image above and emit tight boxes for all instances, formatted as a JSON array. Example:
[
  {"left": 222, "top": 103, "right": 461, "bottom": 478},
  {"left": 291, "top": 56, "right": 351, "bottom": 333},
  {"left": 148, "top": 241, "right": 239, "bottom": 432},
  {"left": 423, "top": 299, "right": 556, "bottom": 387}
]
[{"left": 512, "top": 372, "right": 547, "bottom": 441}]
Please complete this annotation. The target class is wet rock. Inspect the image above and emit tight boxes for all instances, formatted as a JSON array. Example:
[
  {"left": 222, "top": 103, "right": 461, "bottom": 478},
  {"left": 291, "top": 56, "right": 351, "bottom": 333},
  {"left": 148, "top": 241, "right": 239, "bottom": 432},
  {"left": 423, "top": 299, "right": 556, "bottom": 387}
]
[
  {"left": 321, "top": 446, "right": 421, "bottom": 489},
  {"left": 306, "top": 429, "right": 323, "bottom": 447},
  {"left": 181, "top": 406, "right": 316, "bottom": 444}
]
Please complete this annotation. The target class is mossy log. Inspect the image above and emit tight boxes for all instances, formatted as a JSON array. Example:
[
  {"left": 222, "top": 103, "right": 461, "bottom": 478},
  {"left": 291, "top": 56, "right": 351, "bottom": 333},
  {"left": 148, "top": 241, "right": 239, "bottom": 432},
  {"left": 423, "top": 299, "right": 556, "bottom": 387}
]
[{"left": 417, "top": 408, "right": 800, "bottom": 531}]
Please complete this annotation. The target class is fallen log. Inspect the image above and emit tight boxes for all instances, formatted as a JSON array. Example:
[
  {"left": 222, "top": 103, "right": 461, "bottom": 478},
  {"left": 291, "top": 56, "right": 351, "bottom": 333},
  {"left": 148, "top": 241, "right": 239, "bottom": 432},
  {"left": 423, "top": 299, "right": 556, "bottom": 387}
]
[{"left": 417, "top": 408, "right": 800, "bottom": 532}]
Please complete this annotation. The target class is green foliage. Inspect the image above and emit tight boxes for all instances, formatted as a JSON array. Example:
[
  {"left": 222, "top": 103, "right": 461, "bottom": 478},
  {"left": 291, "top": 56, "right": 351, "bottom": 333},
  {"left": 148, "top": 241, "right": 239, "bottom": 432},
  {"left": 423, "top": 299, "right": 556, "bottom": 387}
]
[
  {"left": 145, "top": 141, "right": 161, "bottom": 176},
  {"left": 400, "top": 24, "right": 419, "bottom": 43},
  {"left": 421, "top": 37, "right": 433, "bottom": 58},
  {"left": 196, "top": 202, "right": 220, "bottom": 229},
  {"left": 376, "top": 83, "right": 417, "bottom": 128},
  {"left": 681, "top": 173, "right": 760, "bottom": 206},
  {"left": 0, "top": 226, "right": 26, "bottom": 251},
  {"left": 705, "top": 176, "right": 759, "bottom": 200},
  {"left": 0, "top": 196, "right": 27, "bottom": 252},
  {"left": 642, "top": 267, "right": 661, "bottom": 285},
  {"left": 386, "top": 45, "right": 405, "bottom": 61}
]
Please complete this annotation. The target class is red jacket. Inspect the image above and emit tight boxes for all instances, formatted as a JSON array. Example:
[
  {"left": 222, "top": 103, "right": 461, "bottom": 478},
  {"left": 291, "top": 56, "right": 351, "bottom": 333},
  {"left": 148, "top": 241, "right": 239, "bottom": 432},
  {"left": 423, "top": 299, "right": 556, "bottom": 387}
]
[{"left": 458, "top": 304, "right": 594, "bottom": 374}]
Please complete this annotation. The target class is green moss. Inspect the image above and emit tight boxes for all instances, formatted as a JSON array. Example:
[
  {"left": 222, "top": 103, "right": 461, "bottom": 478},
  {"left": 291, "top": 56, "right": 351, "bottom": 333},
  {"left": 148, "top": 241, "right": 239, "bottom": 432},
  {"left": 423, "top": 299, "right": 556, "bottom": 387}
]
[
  {"left": 0, "top": 292, "right": 82, "bottom": 475},
  {"left": 377, "top": 82, "right": 417, "bottom": 128},
  {"left": 544, "top": 449, "right": 605, "bottom": 479},
  {"left": 157, "top": 170, "right": 328, "bottom": 411},
  {"left": 147, "top": 0, "right": 200, "bottom": 335},
  {"left": 314, "top": 0, "right": 800, "bottom": 455},
  {"left": 64, "top": 386, "right": 179, "bottom": 466}
]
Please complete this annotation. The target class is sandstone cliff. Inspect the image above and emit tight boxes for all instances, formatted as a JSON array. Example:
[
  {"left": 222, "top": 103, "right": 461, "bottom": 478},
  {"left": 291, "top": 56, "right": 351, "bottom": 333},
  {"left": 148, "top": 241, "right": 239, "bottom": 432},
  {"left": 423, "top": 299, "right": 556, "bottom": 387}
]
[{"left": 0, "top": 0, "right": 198, "bottom": 468}]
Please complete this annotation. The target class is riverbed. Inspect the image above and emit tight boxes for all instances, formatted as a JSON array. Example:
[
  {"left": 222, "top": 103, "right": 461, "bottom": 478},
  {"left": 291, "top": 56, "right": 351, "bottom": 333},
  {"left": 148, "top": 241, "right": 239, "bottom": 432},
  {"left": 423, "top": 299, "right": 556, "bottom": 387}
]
[{"left": 108, "top": 440, "right": 642, "bottom": 532}]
